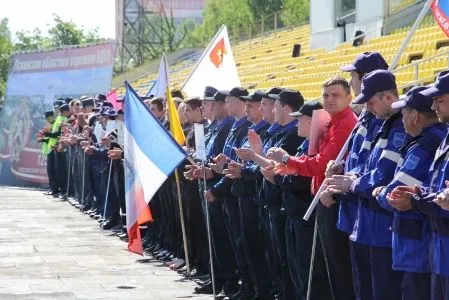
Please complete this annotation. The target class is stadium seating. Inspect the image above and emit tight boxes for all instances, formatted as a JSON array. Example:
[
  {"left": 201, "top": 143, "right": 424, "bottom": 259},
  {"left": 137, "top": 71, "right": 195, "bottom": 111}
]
[{"left": 116, "top": 14, "right": 449, "bottom": 100}]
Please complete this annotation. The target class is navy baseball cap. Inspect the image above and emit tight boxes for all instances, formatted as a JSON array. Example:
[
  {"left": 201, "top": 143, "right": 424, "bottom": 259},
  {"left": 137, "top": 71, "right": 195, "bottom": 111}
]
[
  {"left": 266, "top": 87, "right": 284, "bottom": 99},
  {"left": 341, "top": 52, "right": 389, "bottom": 74},
  {"left": 240, "top": 90, "right": 267, "bottom": 102},
  {"left": 203, "top": 86, "right": 218, "bottom": 99},
  {"left": 204, "top": 91, "right": 227, "bottom": 102},
  {"left": 289, "top": 100, "right": 323, "bottom": 117},
  {"left": 44, "top": 111, "right": 54, "bottom": 118},
  {"left": 391, "top": 86, "right": 433, "bottom": 112},
  {"left": 269, "top": 89, "right": 304, "bottom": 109},
  {"left": 420, "top": 71, "right": 449, "bottom": 98},
  {"left": 222, "top": 87, "right": 249, "bottom": 98},
  {"left": 352, "top": 70, "right": 397, "bottom": 104}
]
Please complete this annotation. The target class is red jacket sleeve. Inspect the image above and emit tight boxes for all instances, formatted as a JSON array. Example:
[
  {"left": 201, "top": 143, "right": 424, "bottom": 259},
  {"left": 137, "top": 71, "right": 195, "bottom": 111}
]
[{"left": 287, "top": 122, "right": 355, "bottom": 177}]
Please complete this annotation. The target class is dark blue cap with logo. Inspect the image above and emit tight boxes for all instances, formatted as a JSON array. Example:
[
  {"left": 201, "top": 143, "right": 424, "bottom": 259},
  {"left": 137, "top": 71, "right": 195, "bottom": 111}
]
[
  {"left": 420, "top": 71, "right": 449, "bottom": 98},
  {"left": 341, "top": 52, "right": 389, "bottom": 74},
  {"left": 221, "top": 87, "right": 249, "bottom": 98},
  {"left": 352, "top": 70, "right": 397, "bottom": 104},
  {"left": 391, "top": 86, "right": 433, "bottom": 112},
  {"left": 203, "top": 86, "right": 218, "bottom": 99}
]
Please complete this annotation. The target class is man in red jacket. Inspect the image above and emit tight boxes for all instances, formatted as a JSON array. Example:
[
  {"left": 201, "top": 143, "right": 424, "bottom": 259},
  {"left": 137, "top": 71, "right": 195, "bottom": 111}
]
[{"left": 270, "top": 76, "right": 357, "bottom": 300}]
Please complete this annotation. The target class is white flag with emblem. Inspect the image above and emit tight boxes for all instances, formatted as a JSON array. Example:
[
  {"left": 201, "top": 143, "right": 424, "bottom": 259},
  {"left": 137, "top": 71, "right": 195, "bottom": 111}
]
[{"left": 182, "top": 25, "right": 241, "bottom": 97}]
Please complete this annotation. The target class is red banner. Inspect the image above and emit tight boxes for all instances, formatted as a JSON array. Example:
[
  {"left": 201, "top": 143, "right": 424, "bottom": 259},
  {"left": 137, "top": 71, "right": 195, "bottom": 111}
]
[{"left": 432, "top": 0, "right": 449, "bottom": 37}]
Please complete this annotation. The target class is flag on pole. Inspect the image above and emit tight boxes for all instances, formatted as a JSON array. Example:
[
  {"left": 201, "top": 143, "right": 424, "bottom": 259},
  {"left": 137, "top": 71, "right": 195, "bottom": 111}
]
[
  {"left": 124, "top": 81, "right": 187, "bottom": 255},
  {"left": 144, "top": 79, "right": 157, "bottom": 97},
  {"left": 146, "top": 55, "right": 169, "bottom": 98},
  {"left": 431, "top": 0, "right": 449, "bottom": 37},
  {"left": 181, "top": 25, "right": 241, "bottom": 98},
  {"left": 106, "top": 89, "right": 123, "bottom": 110}
]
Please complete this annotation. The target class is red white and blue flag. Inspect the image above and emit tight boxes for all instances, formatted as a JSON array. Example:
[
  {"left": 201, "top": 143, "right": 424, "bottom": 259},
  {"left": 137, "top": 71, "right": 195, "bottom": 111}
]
[
  {"left": 432, "top": 0, "right": 449, "bottom": 37},
  {"left": 123, "top": 82, "right": 187, "bottom": 255}
]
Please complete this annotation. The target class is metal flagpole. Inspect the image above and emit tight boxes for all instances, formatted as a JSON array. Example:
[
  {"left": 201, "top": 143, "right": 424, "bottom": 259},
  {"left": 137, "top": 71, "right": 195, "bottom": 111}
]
[
  {"left": 101, "top": 159, "right": 113, "bottom": 231},
  {"left": 303, "top": 0, "right": 433, "bottom": 222},
  {"left": 304, "top": 2, "right": 433, "bottom": 298},
  {"left": 174, "top": 169, "right": 191, "bottom": 274},
  {"left": 202, "top": 163, "right": 216, "bottom": 299},
  {"left": 81, "top": 151, "right": 86, "bottom": 206},
  {"left": 65, "top": 147, "right": 72, "bottom": 200}
]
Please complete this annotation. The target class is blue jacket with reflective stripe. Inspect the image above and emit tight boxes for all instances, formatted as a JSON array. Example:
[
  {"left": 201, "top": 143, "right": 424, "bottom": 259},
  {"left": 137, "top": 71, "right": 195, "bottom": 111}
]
[
  {"left": 350, "top": 112, "right": 410, "bottom": 247},
  {"left": 337, "top": 112, "right": 382, "bottom": 234},
  {"left": 376, "top": 123, "right": 446, "bottom": 272},
  {"left": 410, "top": 129, "right": 449, "bottom": 276}
]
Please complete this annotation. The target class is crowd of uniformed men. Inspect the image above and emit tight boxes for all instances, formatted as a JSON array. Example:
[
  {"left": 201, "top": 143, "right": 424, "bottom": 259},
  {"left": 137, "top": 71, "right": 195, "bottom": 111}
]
[{"left": 36, "top": 51, "right": 449, "bottom": 300}]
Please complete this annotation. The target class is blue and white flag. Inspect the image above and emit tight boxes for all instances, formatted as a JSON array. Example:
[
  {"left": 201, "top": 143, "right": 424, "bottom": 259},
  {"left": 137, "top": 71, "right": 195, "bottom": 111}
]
[{"left": 123, "top": 81, "right": 186, "bottom": 254}]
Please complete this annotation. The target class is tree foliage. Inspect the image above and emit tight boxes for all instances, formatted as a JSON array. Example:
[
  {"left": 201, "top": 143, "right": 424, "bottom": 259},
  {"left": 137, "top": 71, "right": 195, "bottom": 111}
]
[
  {"left": 0, "top": 18, "right": 13, "bottom": 99},
  {"left": 185, "top": 0, "right": 310, "bottom": 46},
  {"left": 0, "top": 15, "right": 104, "bottom": 99}
]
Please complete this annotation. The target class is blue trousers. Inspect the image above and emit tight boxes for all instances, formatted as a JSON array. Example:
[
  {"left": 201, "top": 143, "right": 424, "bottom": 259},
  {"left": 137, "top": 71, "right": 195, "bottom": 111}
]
[
  {"left": 239, "top": 195, "right": 272, "bottom": 297},
  {"left": 350, "top": 241, "right": 372, "bottom": 300},
  {"left": 370, "top": 246, "right": 403, "bottom": 300},
  {"left": 402, "top": 272, "right": 430, "bottom": 300},
  {"left": 431, "top": 273, "right": 449, "bottom": 300}
]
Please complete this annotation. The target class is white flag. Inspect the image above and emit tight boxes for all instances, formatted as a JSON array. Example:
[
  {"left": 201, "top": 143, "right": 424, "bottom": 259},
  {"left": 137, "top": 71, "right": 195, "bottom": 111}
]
[
  {"left": 148, "top": 54, "right": 169, "bottom": 98},
  {"left": 182, "top": 25, "right": 241, "bottom": 98}
]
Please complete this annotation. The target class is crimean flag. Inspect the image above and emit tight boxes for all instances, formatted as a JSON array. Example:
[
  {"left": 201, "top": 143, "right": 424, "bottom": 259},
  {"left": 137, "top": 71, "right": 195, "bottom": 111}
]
[
  {"left": 181, "top": 25, "right": 241, "bottom": 98},
  {"left": 124, "top": 81, "right": 187, "bottom": 255},
  {"left": 432, "top": 0, "right": 449, "bottom": 37}
]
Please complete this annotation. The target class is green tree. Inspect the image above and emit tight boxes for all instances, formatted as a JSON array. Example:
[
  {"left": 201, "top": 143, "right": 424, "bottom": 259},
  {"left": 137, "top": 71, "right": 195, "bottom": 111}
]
[
  {"left": 281, "top": 0, "right": 310, "bottom": 26},
  {"left": 0, "top": 18, "right": 13, "bottom": 99}
]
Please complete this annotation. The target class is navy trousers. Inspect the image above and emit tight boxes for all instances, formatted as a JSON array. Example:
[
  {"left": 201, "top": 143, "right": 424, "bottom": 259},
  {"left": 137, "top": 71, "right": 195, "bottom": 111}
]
[
  {"left": 431, "top": 273, "right": 449, "bottom": 300},
  {"left": 370, "top": 246, "right": 403, "bottom": 300},
  {"left": 401, "top": 272, "right": 430, "bottom": 300},
  {"left": 350, "top": 241, "right": 373, "bottom": 300}
]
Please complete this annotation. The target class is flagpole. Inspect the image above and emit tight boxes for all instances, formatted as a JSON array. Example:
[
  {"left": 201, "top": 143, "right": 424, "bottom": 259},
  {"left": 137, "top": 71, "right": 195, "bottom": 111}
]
[
  {"left": 101, "top": 159, "right": 113, "bottom": 231},
  {"left": 81, "top": 151, "right": 86, "bottom": 206},
  {"left": 180, "top": 25, "right": 226, "bottom": 90},
  {"left": 65, "top": 147, "right": 72, "bottom": 200},
  {"left": 202, "top": 163, "right": 216, "bottom": 299},
  {"left": 174, "top": 169, "right": 191, "bottom": 274},
  {"left": 302, "top": 0, "right": 432, "bottom": 222}
]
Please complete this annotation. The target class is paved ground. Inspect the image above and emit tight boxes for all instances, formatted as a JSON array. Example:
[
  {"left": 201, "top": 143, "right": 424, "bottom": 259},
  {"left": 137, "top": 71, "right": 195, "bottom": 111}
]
[{"left": 0, "top": 187, "right": 213, "bottom": 300}]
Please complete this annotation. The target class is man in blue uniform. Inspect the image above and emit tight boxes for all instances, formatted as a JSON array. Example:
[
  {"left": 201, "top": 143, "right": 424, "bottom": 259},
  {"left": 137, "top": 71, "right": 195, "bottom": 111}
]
[
  {"left": 205, "top": 87, "right": 252, "bottom": 298},
  {"left": 223, "top": 90, "right": 272, "bottom": 300},
  {"left": 389, "top": 72, "right": 449, "bottom": 300},
  {"left": 326, "top": 70, "right": 409, "bottom": 300},
  {"left": 194, "top": 90, "right": 237, "bottom": 296},
  {"left": 372, "top": 86, "right": 446, "bottom": 300}
]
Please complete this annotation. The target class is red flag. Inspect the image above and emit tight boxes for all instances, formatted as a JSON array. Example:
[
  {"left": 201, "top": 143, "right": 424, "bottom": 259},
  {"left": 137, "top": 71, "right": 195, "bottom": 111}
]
[
  {"left": 106, "top": 89, "right": 123, "bottom": 110},
  {"left": 431, "top": 0, "right": 449, "bottom": 37}
]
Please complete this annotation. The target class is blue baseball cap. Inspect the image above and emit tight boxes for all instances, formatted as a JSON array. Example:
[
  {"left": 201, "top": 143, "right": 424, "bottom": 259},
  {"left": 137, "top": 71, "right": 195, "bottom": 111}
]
[
  {"left": 341, "top": 52, "right": 389, "bottom": 74},
  {"left": 352, "top": 70, "right": 397, "bottom": 104},
  {"left": 419, "top": 71, "right": 449, "bottom": 98},
  {"left": 391, "top": 86, "right": 433, "bottom": 112}
]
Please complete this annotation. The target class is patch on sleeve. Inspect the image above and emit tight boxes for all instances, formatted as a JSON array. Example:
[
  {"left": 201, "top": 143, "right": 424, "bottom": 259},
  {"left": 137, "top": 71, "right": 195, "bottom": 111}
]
[
  {"left": 392, "top": 132, "right": 406, "bottom": 149},
  {"left": 404, "top": 154, "right": 420, "bottom": 170}
]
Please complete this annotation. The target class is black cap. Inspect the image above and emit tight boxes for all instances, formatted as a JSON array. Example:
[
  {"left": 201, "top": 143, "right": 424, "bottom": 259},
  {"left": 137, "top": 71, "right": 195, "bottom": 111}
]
[
  {"left": 81, "top": 98, "right": 95, "bottom": 107},
  {"left": 64, "top": 97, "right": 73, "bottom": 104},
  {"left": 204, "top": 91, "right": 227, "bottom": 102},
  {"left": 392, "top": 86, "right": 433, "bottom": 112},
  {"left": 59, "top": 104, "right": 70, "bottom": 113},
  {"left": 240, "top": 90, "right": 267, "bottom": 102},
  {"left": 101, "top": 108, "right": 118, "bottom": 117},
  {"left": 44, "top": 111, "right": 54, "bottom": 118},
  {"left": 117, "top": 109, "right": 124, "bottom": 115},
  {"left": 289, "top": 100, "right": 323, "bottom": 117},
  {"left": 352, "top": 70, "right": 397, "bottom": 104},
  {"left": 203, "top": 86, "right": 218, "bottom": 99},
  {"left": 341, "top": 52, "right": 389, "bottom": 74},
  {"left": 96, "top": 94, "right": 107, "bottom": 101},
  {"left": 266, "top": 87, "right": 284, "bottom": 100},
  {"left": 269, "top": 89, "right": 304, "bottom": 109},
  {"left": 101, "top": 102, "right": 114, "bottom": 108},
  {"left": 221, "top": 87, "right": 249, "bottom": 98}
]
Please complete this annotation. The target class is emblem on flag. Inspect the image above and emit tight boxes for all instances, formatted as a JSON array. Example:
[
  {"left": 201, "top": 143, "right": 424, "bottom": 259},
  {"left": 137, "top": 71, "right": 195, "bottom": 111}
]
[{"left": 209, "top": 38, "right": 227, "bottom": 68}]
